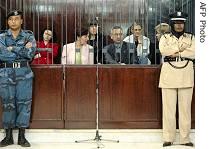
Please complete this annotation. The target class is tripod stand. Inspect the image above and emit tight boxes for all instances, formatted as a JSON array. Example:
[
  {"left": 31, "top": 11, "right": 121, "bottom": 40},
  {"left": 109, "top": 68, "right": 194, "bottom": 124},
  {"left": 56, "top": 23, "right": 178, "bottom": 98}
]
[{"left": 75, "top": 17, "right": 119, "bottom": 148}]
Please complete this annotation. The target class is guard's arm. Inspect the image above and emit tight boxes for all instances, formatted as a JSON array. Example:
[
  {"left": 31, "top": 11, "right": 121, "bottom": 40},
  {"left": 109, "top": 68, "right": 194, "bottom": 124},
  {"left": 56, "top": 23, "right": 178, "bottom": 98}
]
[
  {"left": 0, "top": 34, "right": 17, "bottom": 61},
  {"left": 159, "top": 34, "right": 179, "bottom": 56},
  {"left": 11, "top": 31, "right": 36, "bottom": 60},
  {"left": 179, "top": 35, "right": 195, "bottom": 59}
]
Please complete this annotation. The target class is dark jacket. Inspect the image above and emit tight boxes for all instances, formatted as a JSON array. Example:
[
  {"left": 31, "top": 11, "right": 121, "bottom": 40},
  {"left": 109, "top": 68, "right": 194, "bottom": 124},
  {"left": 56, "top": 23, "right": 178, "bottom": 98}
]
[
  {"left": 103, "top": 41, "right": 137, "bottom": 64},
  {"left": 88, "top": 34, "right": 107, "bottom": 64},
  {"left": 148, "top": 42, "right": 161, "bottom": 64}
]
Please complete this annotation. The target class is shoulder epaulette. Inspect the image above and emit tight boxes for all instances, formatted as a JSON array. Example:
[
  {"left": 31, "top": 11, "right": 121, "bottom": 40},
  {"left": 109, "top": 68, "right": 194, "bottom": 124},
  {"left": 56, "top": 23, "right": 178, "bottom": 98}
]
[
  {"left": 164, "top": 32, "right": 171, "bottom": 34},
  {"left": 0, "top": 30, "right": 6, "bottom": 34},
  {"left": 0, "top": 30, "right": 6, "bottom": 33},
  {"left": 24, "top": 30, "right": 34, "bottom": 34},
  {"left": 0, "top": 30, "right": 7, "bottom": 37},
  {"left": 162, "top": 32, "right": 170, "bottom": 38},
  {"left": 184, "top": 32, "right": 194, "bottom": 40},
  {"left": 185, "top": 32, "right": 194, "bottom": 35}
]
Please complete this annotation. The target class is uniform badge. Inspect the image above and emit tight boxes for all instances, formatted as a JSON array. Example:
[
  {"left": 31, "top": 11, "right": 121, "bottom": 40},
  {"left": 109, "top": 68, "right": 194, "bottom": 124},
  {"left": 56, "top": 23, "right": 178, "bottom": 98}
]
[
  {"left": 14, "top": 11, "right": 18, "bottom": 15},
  {"left": 177, "top": 12, "right": 181, "bottom": 16}
]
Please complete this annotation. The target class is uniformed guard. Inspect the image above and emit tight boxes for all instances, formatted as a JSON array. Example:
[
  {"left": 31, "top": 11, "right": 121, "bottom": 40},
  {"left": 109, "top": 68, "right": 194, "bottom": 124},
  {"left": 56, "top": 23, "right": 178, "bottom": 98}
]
[
  {"left": 0, "top": 10, "right": 36, "bottom": 147},
  {"left": 159, "top": 11, "right": 195, "bottom": 147}
]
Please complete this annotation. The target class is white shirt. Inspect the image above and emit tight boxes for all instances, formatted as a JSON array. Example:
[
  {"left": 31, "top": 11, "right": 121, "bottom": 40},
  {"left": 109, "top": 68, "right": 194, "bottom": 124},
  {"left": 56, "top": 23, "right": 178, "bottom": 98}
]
[
  {"left": 123, "top": 34, "right": 151, "bottom": 64},
  {"left": 61, "top": 42, "right": 94, "bottom": 64},
  {"left": 123, "top": 34, "right": 150, "bottom": 56}
]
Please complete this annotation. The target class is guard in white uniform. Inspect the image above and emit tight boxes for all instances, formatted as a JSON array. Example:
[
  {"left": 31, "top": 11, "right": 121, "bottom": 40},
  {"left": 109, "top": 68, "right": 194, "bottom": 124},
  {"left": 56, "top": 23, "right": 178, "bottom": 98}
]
[{"left": 159, "top": 11, "right": 195, "bottom": 147}]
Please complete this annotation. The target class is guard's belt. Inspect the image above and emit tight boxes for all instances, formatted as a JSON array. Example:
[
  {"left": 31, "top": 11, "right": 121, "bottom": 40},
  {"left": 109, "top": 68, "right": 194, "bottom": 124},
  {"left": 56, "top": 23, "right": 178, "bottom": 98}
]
[
  {"left": 164, "top": 56, "right": 194, "bottom": 63},
  {"left": 0, "top": 61, "right": 29, "bottom": 68}
]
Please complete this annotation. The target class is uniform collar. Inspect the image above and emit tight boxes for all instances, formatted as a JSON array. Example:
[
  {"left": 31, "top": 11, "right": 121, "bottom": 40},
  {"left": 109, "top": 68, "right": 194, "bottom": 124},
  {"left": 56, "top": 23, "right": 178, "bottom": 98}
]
[
  {"left": 170, "top": 32, "right": 187, "bottom": 38},
  {"left": 7, "top": 29, "right": 25, "bottom": 37}
]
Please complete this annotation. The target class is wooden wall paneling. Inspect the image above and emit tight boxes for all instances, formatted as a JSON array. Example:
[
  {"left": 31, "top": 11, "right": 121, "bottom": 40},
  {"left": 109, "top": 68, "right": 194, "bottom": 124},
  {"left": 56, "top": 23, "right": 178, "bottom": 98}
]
[
  {"left": 65, "top": 65, "right": 97, "bottom": 129},
  {"left": 99, "top": 65, "right": 162, "bottom": 128},
  {"left": 0, "top": 66, "right": 195, "bottom": 129},
  {"left": 30, "top": 65, "right": 64, "bottom": 128},
  {"left": 0, "top": 0, "right": 6, "bottom": 30}
]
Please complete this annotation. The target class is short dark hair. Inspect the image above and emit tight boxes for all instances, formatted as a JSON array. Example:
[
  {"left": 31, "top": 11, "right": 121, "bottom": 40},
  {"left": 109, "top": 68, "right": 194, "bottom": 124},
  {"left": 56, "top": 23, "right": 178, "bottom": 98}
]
[
  {"left": 112, "top": 26, "right": 122, "bottom": 30},
  {"left": 40, "top": 28, "right": 57, "bottom": 42},
  {"left": 7, "top": 10, "right": 23, "bottom": 19},
  {"left": 111, "top": 26, "right": 123, "bottom": 33},
  {"left": 76, "top": 28, "right": 89, "bottom": 37}
]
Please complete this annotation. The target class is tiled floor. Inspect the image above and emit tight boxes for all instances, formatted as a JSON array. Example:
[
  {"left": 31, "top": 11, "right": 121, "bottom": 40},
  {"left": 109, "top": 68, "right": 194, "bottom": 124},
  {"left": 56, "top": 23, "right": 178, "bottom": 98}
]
[
  {"left": 0, "top": 129, "right": 195, "bottom": 149},
  {"left": 0, "top": 142, "right": 195, "bottom": 149}
]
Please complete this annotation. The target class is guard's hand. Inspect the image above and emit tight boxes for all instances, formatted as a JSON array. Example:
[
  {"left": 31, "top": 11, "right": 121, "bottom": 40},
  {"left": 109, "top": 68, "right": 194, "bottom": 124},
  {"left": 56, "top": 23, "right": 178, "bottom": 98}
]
[
  {"left": 179, "top": 47, "right": 185, "bottom": 52},
  {"left": 25, "top": 42, "right": 32, "bottom": 48},
  {"left": 179, "top": 42, "right": 190, "bottom": 52},
  {"left": 170, "top": 52, "right": 179, "bottom": 57},
  {"left": 7, "top": 46, "right": 13, "bottom": 51}
]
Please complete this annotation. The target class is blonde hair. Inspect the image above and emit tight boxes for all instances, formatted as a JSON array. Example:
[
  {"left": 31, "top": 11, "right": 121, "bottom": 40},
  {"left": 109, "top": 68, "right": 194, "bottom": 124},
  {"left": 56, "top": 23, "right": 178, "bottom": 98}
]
[{"left": 155, "top": 23, "right": 170, "bottom": 33}]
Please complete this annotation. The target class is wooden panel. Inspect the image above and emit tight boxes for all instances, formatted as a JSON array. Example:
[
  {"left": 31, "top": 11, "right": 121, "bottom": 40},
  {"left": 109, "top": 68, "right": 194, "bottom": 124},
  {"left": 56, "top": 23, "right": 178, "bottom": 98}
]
[
  {"left": 65, "top": 65, "right": 96, "bottom": 129},
  {"left": 0, "top": 65, "right": 195, "bottom": 129},
  {"left": 99, "top": 65, "right": 162, "bottom": 128},
  {"left": 30, "top": 65, "right": 64, "bottom": 128},
  {"left": 0, "top": 2, "right": 6, "bottom": 30}
]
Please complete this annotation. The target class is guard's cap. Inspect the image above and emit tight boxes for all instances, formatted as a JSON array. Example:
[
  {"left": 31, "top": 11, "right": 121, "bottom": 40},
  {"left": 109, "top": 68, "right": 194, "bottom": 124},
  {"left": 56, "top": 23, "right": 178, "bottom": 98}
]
[
  {"left": 7, "top": 10, "right": 23, "bottom": 19},
  {"left": 169, "top": 11, "right": 188, "bottom": 21}
]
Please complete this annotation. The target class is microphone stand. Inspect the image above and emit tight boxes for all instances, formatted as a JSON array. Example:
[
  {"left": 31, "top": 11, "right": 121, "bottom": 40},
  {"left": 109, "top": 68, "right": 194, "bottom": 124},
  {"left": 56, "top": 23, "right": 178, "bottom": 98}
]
[{"left": 75, "top": 17, "right": 119, "bottom": 148}]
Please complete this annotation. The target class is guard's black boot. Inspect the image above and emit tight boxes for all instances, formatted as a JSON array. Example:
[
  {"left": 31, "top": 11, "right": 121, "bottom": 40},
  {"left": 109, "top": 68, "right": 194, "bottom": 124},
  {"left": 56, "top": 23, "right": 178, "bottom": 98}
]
[
  {"left": 18, "top": 128, "right": 31, "bottom": 147},
  {"left": 0, "top": 128, "right": 14, "bottom": 147},
  {"left": 163, "top": 142, "right": 173, "bottom": 147},
  {"left": 181, "top": 142, "right": 194, "bottom": 147}
]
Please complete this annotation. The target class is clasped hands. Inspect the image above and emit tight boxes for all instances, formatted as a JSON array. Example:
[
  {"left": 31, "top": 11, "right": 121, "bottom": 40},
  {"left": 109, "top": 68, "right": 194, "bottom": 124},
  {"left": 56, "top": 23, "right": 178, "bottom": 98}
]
[
  {"left": 170, "top": 42, "right": 190, "bottom": 57},
  {"left": 179, "top": 42, "right": 189, "bottom": 52},
  {"left": 7, "top": 42, "right": 33, "bottom": 51}
]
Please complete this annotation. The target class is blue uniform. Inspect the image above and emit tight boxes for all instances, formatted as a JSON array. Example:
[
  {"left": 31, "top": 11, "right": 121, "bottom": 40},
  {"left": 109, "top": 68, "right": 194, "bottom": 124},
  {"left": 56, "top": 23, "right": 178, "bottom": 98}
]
[{"left": 0, "top": 29, "right": 36, "bottom": 128}]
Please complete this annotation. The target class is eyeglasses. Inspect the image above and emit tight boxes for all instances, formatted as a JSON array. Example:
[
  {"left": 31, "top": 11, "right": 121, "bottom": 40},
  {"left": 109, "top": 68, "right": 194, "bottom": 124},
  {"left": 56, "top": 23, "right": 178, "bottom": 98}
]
[
  {"left": 44, "top": 33, "right": 52, "bottom": 37},
  {"left": 8, "top": 17, "right": 21, "bottom": 22},
  {"left": 134, "top": 29, "right": 142, "bottom": 31},
  {"left": 113, "top": 33, "right": 123, "bottom": 36}
]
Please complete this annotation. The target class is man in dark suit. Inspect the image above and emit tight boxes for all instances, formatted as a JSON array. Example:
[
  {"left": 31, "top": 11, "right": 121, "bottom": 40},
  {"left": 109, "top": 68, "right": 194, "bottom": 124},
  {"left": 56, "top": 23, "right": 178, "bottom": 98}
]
[{"left": 103, "top": 26, "right": 137, "bottom": 64}]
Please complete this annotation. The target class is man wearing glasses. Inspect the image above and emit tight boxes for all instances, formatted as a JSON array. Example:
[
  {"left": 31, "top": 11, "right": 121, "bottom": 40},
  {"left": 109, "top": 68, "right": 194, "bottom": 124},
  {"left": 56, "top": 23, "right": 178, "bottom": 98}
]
[{"left": 103, "top": 26, "right": 137, "bottom": 64}]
